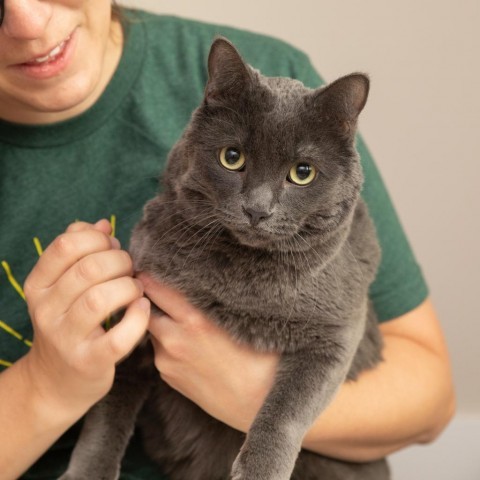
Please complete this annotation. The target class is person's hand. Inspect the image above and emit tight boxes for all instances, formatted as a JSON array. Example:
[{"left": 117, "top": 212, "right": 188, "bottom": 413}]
[
  {"left": 22, "top": 219, "right": 150, "bottom": 422},
  {"left": 138, "top": 273, "right": 279, "bottom": 433}
]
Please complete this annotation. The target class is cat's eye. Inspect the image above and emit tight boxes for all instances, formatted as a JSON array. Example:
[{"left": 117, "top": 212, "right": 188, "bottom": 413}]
[
  {"left": 219, "top": 147, "right": 245, "bottom": 171},
  {"left": 288, "top": 163, "right": 317, "bottom": 186}
]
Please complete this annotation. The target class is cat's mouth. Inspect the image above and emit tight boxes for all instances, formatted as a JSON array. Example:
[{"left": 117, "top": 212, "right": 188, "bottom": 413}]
[
  {"left": 216, "top": 210, "right": 298, "bottom": 248},
  {"left": 227, "top": 223, "right": 296, "bottom": 249}
]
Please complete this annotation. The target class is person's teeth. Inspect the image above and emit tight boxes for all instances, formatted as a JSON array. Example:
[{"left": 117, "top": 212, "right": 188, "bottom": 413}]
[
  {"left": 34, "top": 40, "right": 66, "bottom": 64},
  {"left": 34, "top": 54, "right": 51, "bottom": 64},
  {"left": 48, "top": 44, "right": 62, "bottom": 57}
]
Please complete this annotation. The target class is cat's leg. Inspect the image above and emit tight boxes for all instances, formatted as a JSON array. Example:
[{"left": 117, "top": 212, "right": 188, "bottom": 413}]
[
  {"left": 139, "top": 379, "right": 244, "bottom": 480},
  {"left": 292, "top": 449, "right": 391, "bottom": 480},
  {"left": 59, "top": 342, "right": 155, "bottom": 480},
  {"left": 229, "top": 345, "right": 357, "bottom": 480}
]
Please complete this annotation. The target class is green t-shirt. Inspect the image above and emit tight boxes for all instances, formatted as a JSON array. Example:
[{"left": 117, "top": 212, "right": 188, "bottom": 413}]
[{"left": 0, "top": 10, "right": 428, "bottom": 479}]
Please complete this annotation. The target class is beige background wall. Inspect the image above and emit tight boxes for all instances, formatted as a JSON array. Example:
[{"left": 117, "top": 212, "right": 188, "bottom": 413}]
[{"left": 121, "top": 1, "right": 480, "bottom": 417}]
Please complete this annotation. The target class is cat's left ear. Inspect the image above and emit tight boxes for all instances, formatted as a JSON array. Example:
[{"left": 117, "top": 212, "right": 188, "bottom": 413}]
[
  {"left": 204, "top": 37, "right": 252, "bottom": 105},
  {"left": 313, "top": 73, "right": 369, "bottom": 134}
]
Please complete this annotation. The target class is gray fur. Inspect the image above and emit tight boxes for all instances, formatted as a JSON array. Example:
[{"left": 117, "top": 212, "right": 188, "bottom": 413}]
[{"left": 60, "top": 38, "right": 389, "bottom": 480}]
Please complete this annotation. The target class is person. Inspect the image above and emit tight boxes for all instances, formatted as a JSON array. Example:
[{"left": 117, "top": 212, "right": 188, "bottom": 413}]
[{"left": 0, "top": 1, "right": 455, "bottom": 479}]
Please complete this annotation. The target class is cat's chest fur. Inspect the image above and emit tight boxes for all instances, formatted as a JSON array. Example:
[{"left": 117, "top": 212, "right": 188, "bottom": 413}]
[{"left": 130, "top": 195, "right": 377, "bottom": 353}]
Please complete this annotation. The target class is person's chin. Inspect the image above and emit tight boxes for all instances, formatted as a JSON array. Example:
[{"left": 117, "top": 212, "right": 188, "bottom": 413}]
[
  {"left": 27, "top": 68, "right": 102, "bottom": 120},
  {"left": 48, "top": 75, "right": 99, "bottom": 112}
]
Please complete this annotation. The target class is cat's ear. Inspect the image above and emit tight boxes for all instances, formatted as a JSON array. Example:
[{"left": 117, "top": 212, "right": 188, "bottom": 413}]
[
  {"left": 314, "top": 73, "right": 369, "bottom": 134},
  {"left": 205, "top": 37, "right": 252, "bottom": 105}
]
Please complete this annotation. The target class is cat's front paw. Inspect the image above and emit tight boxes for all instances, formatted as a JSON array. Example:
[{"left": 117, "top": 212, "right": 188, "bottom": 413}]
[
  {"left": 230, "top": 454, "right": 255, "bottom": 480},
  {"left": 229, "top": 461, "right": 248, "bottom": 480},
  {"left": 57, "top": 468, "right": 119, "bottom": 480},
  {"left": 58, "top": 473, "right": 83, "bottom": 480},
  {"left": 230, "top": 453, "right": 284, "bottom": 480}
]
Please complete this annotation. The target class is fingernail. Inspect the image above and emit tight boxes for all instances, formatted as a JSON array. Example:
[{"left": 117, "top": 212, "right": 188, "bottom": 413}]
[{"left": 94, "top": 218, "right": 111, "bottom": 231}]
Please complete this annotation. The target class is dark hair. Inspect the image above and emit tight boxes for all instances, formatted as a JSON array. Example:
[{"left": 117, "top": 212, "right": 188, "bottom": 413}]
[
  {"left": 0, "top": 0, "right": 5, "bottom": 27},
  {"left": 112, "top": 1, "right": 125, "bottom": 23}
]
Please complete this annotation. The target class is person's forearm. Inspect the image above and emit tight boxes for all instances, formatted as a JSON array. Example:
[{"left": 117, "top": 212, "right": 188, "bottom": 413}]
[
  {"left": 141, "top": 284, "right": 454, "bottom": 465},
  {"left": 301, "top": 333, "right": 455, "bottom": 461},
  {"left": 0, "top": 221, "right": 149, "bottom": 480},
  {"left": 0, "top": 355, "right": 81, "bottom": 480}
]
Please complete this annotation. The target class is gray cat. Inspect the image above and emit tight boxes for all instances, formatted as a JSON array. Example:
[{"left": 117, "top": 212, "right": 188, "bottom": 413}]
[{"left": 60, "top": 38, "right": 389, "bottom": 480}]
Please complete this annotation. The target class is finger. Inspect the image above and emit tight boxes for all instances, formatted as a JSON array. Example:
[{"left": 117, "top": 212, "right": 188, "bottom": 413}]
[
  {"left": 137, "top": 273, "right": 199, "bottom": 325},
  {"left": 67, "top": 277, "right": 144, "bottom": 339},
  {"left": 25, "top": 229, "right": 120, "bottom": 293},
  {"left": 148, "top": 313, "right": 176, "bottom": 341},
  {"left": 44, "top": 249, "right": 134, "bottom": 316},
  {"left": 92, "top": 297, "right": 150, "bottom": 364},
  {"left": 66, "top": 219, "right": 113, "bottom": 235},
  {"left": 147, "top": 321, "right": 172, "bottom": 375}
]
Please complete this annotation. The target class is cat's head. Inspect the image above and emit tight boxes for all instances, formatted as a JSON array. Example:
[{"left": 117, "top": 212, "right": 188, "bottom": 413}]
[{"left": 166, "top": 37, "right": 369, "bottom": 251}]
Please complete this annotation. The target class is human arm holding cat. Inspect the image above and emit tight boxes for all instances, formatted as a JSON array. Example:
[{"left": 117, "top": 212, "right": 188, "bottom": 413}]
[
  {"left": 0, "top": 220, "right": 150, "bottom": 480},
  {"left": 142, "top": 277, "right": 454, "bottom": 462},
  {"left": 302, "top": 298, "right": 455, "bottom": 460}
]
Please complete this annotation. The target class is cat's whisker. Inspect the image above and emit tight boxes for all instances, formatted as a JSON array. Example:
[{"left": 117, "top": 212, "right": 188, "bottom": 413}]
[
  {"left": 180, "top": 218, "right": 223, "bottom": 271},
  {"left": 148, "top": 198, "right": 214, "bottom": 207},
  {"left": 294, "top": 234, "right": 324, "bottom": 286},
  {"left": 149, "top": 208, "right": 220, "bottom": 251},
  {"left": 200, "top": 223, "right": 225, "bottom": 264},
  {"left": 278, "top": 237, "right": 300, "bottom": 336},
  {"left": 195, "top": 222, "right": 225, "bottom": 271},
  {"left": 279, "top": 238, "right": 288, "bottom": 301},
  {"left": 108, "top": 199, "right": 217, "bottom": 235},
  {"left": 299, "top": 233, "right": 343, "bottom": 298},
  {"left": 165, "top": 214, "right": 221, "bottom": 262},
  {"left": 293, "top": 233, "right": 319, "bottom": 275},
  {"left": 292, "top": 233, "right": 343, "bottom": 326},
  {"left": 278, "top": 238, "right": 291, "bottom": 322},
  {"left": 344, "top": 241, "right": 365, "bottom": 285},
  {"left": 326, "top": 259, "right": 342, "bottom": 301},
  {"left": 293, "top": 232, "right": 326, "bottom": 269},
  {"left": 156, "top": 213, "right": 222, "bottom": 277},
  {"left": 291, "top": 234, "right": 323, "bottom": 332},
  {"left": 165, "top": 213, "right": 219, "bottom": 252}
]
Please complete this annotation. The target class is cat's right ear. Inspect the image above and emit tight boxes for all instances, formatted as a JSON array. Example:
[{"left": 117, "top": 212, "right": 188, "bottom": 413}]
[
  {"left": 205, "top": 37, "right": 252, "bottom": 106},
  {"left": 313, "top": 73, "right": 370, "bottom": 136}
]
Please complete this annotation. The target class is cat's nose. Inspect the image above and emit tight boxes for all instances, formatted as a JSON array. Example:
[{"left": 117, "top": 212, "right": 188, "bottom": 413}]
[{"left": 242, "top": 207, "right": 272, "bottom": 227}]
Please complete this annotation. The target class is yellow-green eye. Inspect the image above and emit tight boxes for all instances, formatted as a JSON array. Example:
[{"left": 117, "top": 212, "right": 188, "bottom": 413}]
[
  {"left": 219, "top": 147, "right": 245, "bottom": 171},
  {"left": 288, "top": 163, "right": 316, "bottom": 186}
]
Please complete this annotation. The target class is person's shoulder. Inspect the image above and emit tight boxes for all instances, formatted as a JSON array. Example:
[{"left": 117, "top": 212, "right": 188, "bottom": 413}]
[{"left": 126, "top": 9, "right": 314, "bottom": 79}]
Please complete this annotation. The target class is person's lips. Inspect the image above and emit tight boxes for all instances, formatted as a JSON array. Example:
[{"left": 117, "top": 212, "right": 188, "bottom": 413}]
[
  {"left": 23, "top": 35, "right": 72, "bottom": 66},
  {"left": 11, "top": 29, "right": 77, "bottom": 79}
]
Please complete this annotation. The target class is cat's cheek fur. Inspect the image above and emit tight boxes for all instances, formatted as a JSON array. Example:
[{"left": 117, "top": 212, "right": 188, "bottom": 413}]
[{"left": 200, "top": 161, "right": 243, "bottom": 203}]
